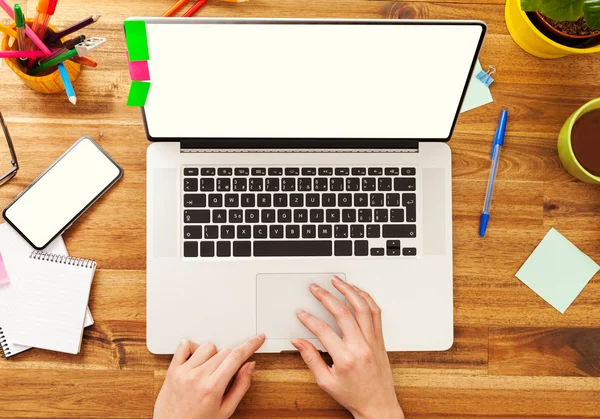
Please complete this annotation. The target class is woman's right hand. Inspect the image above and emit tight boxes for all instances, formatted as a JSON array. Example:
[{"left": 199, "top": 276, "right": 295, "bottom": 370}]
[{"left": 291, "top": 276, "right": 404, "bottom": 419}]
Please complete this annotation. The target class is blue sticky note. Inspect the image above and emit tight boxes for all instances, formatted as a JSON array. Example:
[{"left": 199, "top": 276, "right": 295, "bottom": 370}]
[{"left": 516, "top": 228, "right": 599, "bottom": 314}]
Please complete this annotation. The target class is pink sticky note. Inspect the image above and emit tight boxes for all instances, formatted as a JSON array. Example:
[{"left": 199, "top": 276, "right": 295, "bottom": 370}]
[
  {"left": 128, "top": 58, "right": 150, "bottom": 81},
  {"left": 0, "top": 252, "right": 9, "bottom": 286}
]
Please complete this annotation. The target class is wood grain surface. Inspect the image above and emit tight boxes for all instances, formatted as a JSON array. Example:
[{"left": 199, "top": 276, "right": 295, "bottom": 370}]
[{"left": 1, "top": 0, "right": 600, "bottom": 417}]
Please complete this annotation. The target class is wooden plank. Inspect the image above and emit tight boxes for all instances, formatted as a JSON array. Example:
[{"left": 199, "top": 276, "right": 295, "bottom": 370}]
[{"left": 489, "top": 327, "right": 600, "bottom": 377}]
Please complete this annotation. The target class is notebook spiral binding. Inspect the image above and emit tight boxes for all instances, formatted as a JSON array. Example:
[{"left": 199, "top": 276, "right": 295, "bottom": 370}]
[
  {"left": 0, "top": 326, "right": 10, "bottom": 358},
  {"left": 29, "top": 251, "right": 96, "bottom": 269}
]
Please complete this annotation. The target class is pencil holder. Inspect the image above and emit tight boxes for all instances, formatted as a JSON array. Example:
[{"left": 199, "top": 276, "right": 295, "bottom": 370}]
[{"left": 1, "top": 20, "right": 81, "bottom": 94}]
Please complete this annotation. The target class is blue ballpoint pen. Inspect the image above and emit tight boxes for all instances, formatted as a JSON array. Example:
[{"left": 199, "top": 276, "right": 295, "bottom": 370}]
[{"left": 479, "top": 109, "right": 508, "bottom": 237}]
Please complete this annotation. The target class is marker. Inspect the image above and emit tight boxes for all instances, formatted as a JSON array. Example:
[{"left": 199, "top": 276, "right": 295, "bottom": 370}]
[
  {"left": 163, "top": 0, "right": 189, "bottom": 17},
  {"left": 0, "top": 50, "right": 44, "bottom": 58},
  {"left": 27, "top": 0, "right": 58, "bottom": 68},
  {"left": 38, "top": 35, "right": 85, "bottom": 66},
  {"left": 13, "top": 4, "right": 26, "bottom": 63},
  {"left": 479, "top": 109, "right": 508, "bottom": 237},
  {"left": 57, "top": 62, "right": 76, "bottom": 104},
  {"left": 182, "top": 0, "right": 207, "bottom": 17},
  {"left": 0, "top": 0, "right": 51, "bottom": 55},
  {"left": 44, "top": 14, "right": 100, "bottom": 45},
  {"left": 29, "top": 48, "right": 77, "bottom": 74}
]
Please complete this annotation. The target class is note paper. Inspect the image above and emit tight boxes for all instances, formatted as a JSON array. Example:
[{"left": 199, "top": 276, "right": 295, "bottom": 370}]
[
  {"left": 460, "top": 60, "right": 493, "bottom": 113},
  {"left": 0, "top": 252, "right": 8, "bottom": 285},
  {"left": 127, "top": 81, "right": 151, "bottom": 106},
  {"left": 128, "top": 55, "right": 150, "bottom": 81},
  {"left": 124, "top": 20, "right": 149, "bottom": 62},
  {"left": 516, "top": 228, "right": 600, "bottom": 314}
]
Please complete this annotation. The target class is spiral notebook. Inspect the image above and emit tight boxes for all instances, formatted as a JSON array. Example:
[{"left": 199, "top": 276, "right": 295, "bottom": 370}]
[{"left": 0, "top": 251, "right": 96, "bottom": 356}]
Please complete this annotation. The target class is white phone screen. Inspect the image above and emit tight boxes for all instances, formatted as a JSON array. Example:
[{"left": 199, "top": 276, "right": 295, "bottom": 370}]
[{"left": 3, "top": 137, "right": 122, "bottom": 249}]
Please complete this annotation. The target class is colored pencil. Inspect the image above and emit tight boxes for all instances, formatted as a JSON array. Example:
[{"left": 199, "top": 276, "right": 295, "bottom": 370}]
[
  {"left": 0, "top": 23, "right": 18, "bottom": 40},
  {"left": 0, "top": 0, "right": 51, "bottom": 55},
  {"left": 57, "top": 62, "right": 76, "bottom": 105},
  {"left": 39, "top": 35, "right": 84, "bottom": 65},
  {"left": 53, "top": 34, "right": 85, "bottom": 49},
  {"left": 163, "top": 0, "right": 188, "bottom": 16},
  {"left": 0, "top": 50, "right": 44, "bottom": 58},
  {"left": 182, "top": 0, "right": 207, "bottom": 17},
  {"left": 29, "top": 48, "right": 77, "bottom": 75},
  {"left": 71, "top": 55, "right": 97, "bottom": 67},
  {"left": 45, "top": 14, "right": 100, "bottom": 44}
]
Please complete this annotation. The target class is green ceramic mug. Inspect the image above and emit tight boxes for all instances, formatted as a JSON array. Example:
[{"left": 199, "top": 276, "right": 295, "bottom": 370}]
[{"left": 557, "top": 98, "right": 600, "bottom": 185}]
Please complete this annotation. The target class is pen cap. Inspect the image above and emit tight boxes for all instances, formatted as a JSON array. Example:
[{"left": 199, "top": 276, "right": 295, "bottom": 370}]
[
  {"left": 36, "top": 0, "right": 49, "bottom": 13},
  {"left": 46, "top": 0, "right": 58, "bottom": 14},
  {"left": 496, "top": 110, "right": 508, "bottom": 146},
  {"left": 14, "top": 4, "right": 25, "bottom": 27}
]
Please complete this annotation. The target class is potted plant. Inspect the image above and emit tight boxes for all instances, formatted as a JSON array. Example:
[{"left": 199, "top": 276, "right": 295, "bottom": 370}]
[{"left": 505, "top": 0, "right": 600, "bottom": 58}]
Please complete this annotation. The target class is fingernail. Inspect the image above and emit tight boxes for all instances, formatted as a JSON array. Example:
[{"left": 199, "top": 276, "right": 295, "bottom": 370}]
[
  {"left": 247, "top": 361, "right": 256, "bottom": 375},
  {"left": 332, "top": 275, "right": 342, "bottom": 284},
  {"left": 290, "top": 339, "right": 303, "bottom": 349},
  {"left": 296, "top": 309, "right": 306, "bottom": 316},
  {"left": 257, "top": 333, "right": 266, "bottom": 340},
  {"left": 309, "top": 283, "right": 320, "bottom": 292}
]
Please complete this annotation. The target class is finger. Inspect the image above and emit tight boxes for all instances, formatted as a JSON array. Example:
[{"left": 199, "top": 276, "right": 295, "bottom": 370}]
[
  {"left": 220, "top": 361, "right": 255, "bottom": 417},
  {"left": 186, "top": 342, "right": 218, "bottom": 369},
  {"left": 171, "top": 339, "right": 201, "bottom": 368},
  {"left": 352, "top": 285, "right": 384, "bottom": 344},
  {"left": 296, "top": 309, "right": 346, "bottom": 362},
  {"left": 200, "top": 348, "right": 232, "bottom": 374},
  {"left": 291, "top": 338, "right": 332, "bottom": 387},
  {"left": 212, "top": 334, "right": 266, "bottom": 386},
  {"left": 331, "top": 276, "right": 375, "bottom": 341},
  {"left": 309, "top": 283, "right": 363, "bottom": 342}
]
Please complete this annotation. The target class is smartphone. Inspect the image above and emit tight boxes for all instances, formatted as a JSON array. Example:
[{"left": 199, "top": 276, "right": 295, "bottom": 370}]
[{"left": 3, "top": 137, "right": 122, "bottom": 250}]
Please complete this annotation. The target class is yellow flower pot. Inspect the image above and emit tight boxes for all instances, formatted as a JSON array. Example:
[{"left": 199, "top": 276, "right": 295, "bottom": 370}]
[
  {"left": 505, "top": 0, "right": 600, "bottom": 58},
  {"left": 557, "top": 98, "right": 600, "bottom": 184}
]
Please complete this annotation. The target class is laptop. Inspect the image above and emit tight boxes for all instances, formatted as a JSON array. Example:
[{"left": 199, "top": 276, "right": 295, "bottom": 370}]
[{"left": 139, "top": 18, "right": 486, "bottom": 353}]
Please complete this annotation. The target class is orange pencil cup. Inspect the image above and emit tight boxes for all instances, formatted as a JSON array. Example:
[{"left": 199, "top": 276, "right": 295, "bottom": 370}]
[{"left": 1, "top": 20, "right": 81, "bottom": 94}]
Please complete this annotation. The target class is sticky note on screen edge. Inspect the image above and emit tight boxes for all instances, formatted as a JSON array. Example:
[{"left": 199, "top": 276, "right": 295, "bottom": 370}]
[
  {"left": 127, "top": 81, "right": 151, "bottom": 106},
  {"left": 128, "top": 55, "right": 150, "bottom": 81},
  {"left": 124, "top": 20, "right": 149, "bottom": 62},
  {"left": 0, "top": 252, "right": 9, "bottom": 285},
  {"left": 516, "top": 228, "right": 599, "bottom": 314},
  {"left": 460, "top": 60, "right": 493, "bottom": 113}
]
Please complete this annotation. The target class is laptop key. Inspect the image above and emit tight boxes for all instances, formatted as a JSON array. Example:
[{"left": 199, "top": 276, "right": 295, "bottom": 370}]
[
  {"left": 274, "top": 194, "right": 288, "bottom": 207},
  {"left": 354, "top": 193, "right": 368, "bottom": 207},
  {"left": 298, "top": 178, "right": 312, "bottom": 191},
  {"left": 401, "top": 167, "right": 416, "bottom": 176},
  {"left": 205, "top": 225, "right": 218, "bottom": 239},
  {"left": 338, "top": 194, "right": 352, "bottom": 207},
  {"left": 310, "top": 209, "right": 324, "bottom": 223},
  {"left": 294, "top": 209, "right": 308, "bottom": 223},
  {"left": 335, "top": 168, "right": 349, "bottom": 176},
  {"left": 184, "top": 168, "right": 199, "bottom": 176},
  {"left": 394, "top": 178, "right": 416, "bottom": 191},
  {"left": 318, "top": 168, "right": 333, "bottom": 176},
  {"left": 352, "top": 168, "right": 366, "bottom": 176},
  {"left": 383, "top": 224, "right": 417, "bottom": 238},
  {"left": 367, "top": 224, "right": 380, "bottom": 238},
  {"left": 370, "top": 247, "right": 384, "bottom": 256},
  {"left": 403, "top": 247, "right": 417, "bottom": 256},
  {"left": 306, "top": 194, "right": 320, "bottom": 207},
  {"left": 303, "top": 225, "right": 316, "bottom": 238},
  {"left": 201, "top": 168, "right": 215, "bottom": 176},
  {"left": 368, "top": 168, "right": 383, "bottom": 176},
  {"left": 362, "top": 178, "right": 376, "bottom": 191},
  {"left": 285, "top": 168, "right": 300, "bottom": 176},
  {"left": 322, "top": 194, "right": 336, "bottom": 207},
  {"left": 286, "top": 225, "right": 300, "bottom": 238},
  {"left": 319, "top": 225, "right": 332, "bottom": 238},
  {"left": 302, "top": 168, "right": 316, "bottom": 176},
  {"left": 208, "top": 194, "right": 222, "bottom": 207},
  {"left": 326, "top": 209, "right": 340, "bottom": 223},
  {"left": 403, "top": 193, "right": 416, "bottom": 222},
  {"left": 249, "top": 178, "right": 263, "bottom": 191},
  {"left": 245, "top": 209, "right": 259, "bottom": 223},
  {"left": 252, "top": 168, "right": 266, "bottom": 176},
  {"left": 216, "top": 178, "right": 230, "bottom": 191},
  {"left": 213, "top": 210, "right": 227, "bottom": 223},
  {"left": 375, "top": 209, "right": 388, "bottom": 223},
  {"left": 355, "top": 240, "right": 369, "bottom": 256},
  {"left": 233, "top": 178, "right": 247, "bottom": 191},
  {"left": 254, "top": 225, "right": 268, "bottom": 239},
  {"left": 290, "top": 194, "right": 304, "bottom": 207},
  {"left": 235, "top": 168, "right": 250, "bottom": 176},
  {"left": 378, "top": 178, "right": 392, "bottom": 191},
  {"left": 334, "top": 241, "right": 352, "bottom": 256},
  {"left": 278, "top": 209, "right": 292, "bottom": 223},
  {"left": 218, "top": 168, "right": 232, "bottom": 176},
  {"left": 184, "top": 178, "right": 198, "bottom": 192},
  {"left": 358, "top": 209, "right": 372, "bottom": 223},
  {"left": 386, "top": 193, "right": 401, "bottom": 207},
  {"left": 262, "top": 209, "right": 276, "bottom": 223},
  {"left": 351, "top": 225, "right": 364, "bottom": 238},
  {"left": 390, "top": 209, "right": 405, "bottom": 222},
  {"left": 265, "top": 178, "right": 279, "bottom": 191},
  {"left": 201, "top": 178, "right": 215, "bottom": 192},
  {"left": 237, "top": 225, "right": 251, "bottom": 239},
  {"left": 254, "top": 241, "right": 332, "bottom": 257},
  {"left": 330, "top": 178, "right": 344, "bottom": 191},
  {"left": 370, "top": 193, "right": 384, "bottom": 207},
  {"left": 224, "top": 194, "right": 238, "bottom": 207},
  {"left": 270, "top": 225, "right": 284, "bottom": 238},
  {"left": 184, "top": 194, "right": 206, "bottom": 207},
  {"left": 268, "top": 168, "right": 283, "bottom": 176},
  {"left": 221, "top": 225, "right": 235, "bottom": 239},
  {"left": 257, "top": 194, "right": 271, "bottom": 207},
  {"left": 241, "top": 194, "right": 255, "bottom": 207},
  {"left": 229, "top": 210, "right": 243, "bottom": 223},
  {"left": 217, "top": 241, "right": 231, "bottom": 257},
  {"left": 184, "top": 241, "right": 198, "bottom": 257},
  {"left": 233, "top": 241, "right": 251, "bottom": 257},
  {"left": 387, "top": 248, "right": 401, "bottom": 256},
  {"left": 342, "top": 209, "right": 356, "bottom": 223},
  {"left": 282, "top": 178, "right": 295, "bottom": 191},
  {"left": 201, "top": 241, "right": 215, "bottom": 257},
  {"left": 184, "top": 226, "right": 202, "bottom": 239},
  {"left": 334, "top": 225, "right": 349, "bottom": 239},
  {"left": 314, "top": 178, "right": 328, "bottom": 191},
  {"left": 385, "top": 167, "right": 400, "bottom": 176},
  {"left": 184, "top": 210, "right": 210, "bottom": 224},
  {"left": 346, "top": 178, "right": 360, "bottom": 191}
]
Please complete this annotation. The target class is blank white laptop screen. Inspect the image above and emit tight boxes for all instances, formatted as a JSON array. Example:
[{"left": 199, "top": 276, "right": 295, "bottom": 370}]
[{"left": 143, "top": 20, "right": 484, "bottom": 140}]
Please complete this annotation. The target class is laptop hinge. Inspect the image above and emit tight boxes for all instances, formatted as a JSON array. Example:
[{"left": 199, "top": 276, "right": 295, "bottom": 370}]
[{"left": 179, "top": 139, "right": 419, "bottom": 153}]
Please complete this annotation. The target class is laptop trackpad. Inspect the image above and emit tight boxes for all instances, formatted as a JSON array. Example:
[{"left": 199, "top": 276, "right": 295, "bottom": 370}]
[{"left": 256, "top": 273, "right": 346, "bottom": 339}]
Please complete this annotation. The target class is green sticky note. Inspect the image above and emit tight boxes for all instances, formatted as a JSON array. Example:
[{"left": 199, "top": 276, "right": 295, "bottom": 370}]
[
  {"left": 516, "top": 228, "right": 599, "bottom": 314},
  {"left": 127, "top": 81, "right": 151, "bottom": 106},
  {"left": 124, "top": 20, "right": 149, "bottom": 62}
]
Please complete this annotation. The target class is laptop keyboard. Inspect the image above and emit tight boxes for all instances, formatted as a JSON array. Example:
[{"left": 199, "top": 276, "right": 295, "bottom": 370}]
[{"left": 182, "top": 167, "right": 418, "bottom": 258}]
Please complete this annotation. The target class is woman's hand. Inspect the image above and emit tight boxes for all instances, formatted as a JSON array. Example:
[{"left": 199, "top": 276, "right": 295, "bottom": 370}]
[
  {"left": 292, "top": 276, "right": 404, "bottom": 419},
  {"left": 154, "top": 334, "right": 266, "bottom": 419}
]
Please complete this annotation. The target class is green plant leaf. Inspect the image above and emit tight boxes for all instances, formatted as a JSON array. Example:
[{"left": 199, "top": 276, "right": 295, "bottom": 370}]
[
  {"left": 538, "top": 0, "right": 585, "bottom": 21},
  {"left": 583, "top": 0, "right": 600, "bottom": 28},
  {"left": 522, "top": 0, "right": 544, "bottom": 11}
]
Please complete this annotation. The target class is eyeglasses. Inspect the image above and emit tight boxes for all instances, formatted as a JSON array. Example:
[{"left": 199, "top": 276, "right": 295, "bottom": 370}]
[{"left": 0, "top": 112, "right": 18, "bottom": 187}]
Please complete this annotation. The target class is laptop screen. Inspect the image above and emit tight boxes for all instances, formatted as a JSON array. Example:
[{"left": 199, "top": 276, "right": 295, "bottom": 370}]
[{"left": 141, "top": 19, "right": 485, "bottom": 143}]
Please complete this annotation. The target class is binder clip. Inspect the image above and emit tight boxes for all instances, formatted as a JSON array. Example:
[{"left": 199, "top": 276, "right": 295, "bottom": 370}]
[{"left": 476, "top": 65, "right": 496, "bottom": 87}]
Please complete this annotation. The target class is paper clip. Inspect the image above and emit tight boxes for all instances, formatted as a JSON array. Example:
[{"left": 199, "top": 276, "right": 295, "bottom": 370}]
[{"left": 476, "top": 65, "right": 496, "bottom": 87}]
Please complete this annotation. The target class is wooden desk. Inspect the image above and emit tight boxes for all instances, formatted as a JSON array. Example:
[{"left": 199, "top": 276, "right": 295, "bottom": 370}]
[{"left": 1, "top": 1, "right": 599, "bottom": 417}]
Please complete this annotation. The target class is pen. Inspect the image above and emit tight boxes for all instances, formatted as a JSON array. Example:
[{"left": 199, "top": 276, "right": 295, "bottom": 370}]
[
  {"left": 13, "top": 4, "right": 26, "bottom": 64},
  {"left": 38, "top": 35, "right": 85, "bottom": 66},
  {"left": 29, "top": 48, "right": 77, "bottom": 74},
  {"left": 57, "top": 62, "right": 76, "bottom": 105},
  {"left": 163, "top": 0, "right": 189, "bottom": 17},
  {"left": 44, "top": 14, "right": 100, "bottom": 45},
  {"left": 182, "top": 0, "right": 208, "bottom": 17},
  {"left": 479, "top": 109, "right": 508, "bottom": 237},
  {"left": 27, "top": 0, "right": 58, "bottom": 68},
  {"left": 0, "top": 50, "right": 44, "bottom": 58},
  {"left": 0, "top": 0, "right": 51, "bottom": 54}
]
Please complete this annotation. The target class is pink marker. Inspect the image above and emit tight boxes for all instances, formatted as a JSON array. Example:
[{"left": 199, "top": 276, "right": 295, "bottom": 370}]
[
  {"left": 0, "top": 252, "right": 9, "bottom": 286},
  {"left": 0, "top": 50, "right": 45, "bottom": 59}
]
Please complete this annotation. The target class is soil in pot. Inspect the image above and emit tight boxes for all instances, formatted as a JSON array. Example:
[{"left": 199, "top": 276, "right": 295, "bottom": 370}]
[
  {"left": 571, "top": 108, "right": 600, "bottom": 177},
  {"left": 541, "top": 15, "right": 600, "bottom": 37},
  {"left": 527, "top": 12, "right": 600, "bottom": 48}
]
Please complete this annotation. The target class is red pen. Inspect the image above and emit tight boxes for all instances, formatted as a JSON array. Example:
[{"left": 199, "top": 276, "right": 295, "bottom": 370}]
[{"left": 182, "top": 0, "right": 208, "bottom": 17}]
